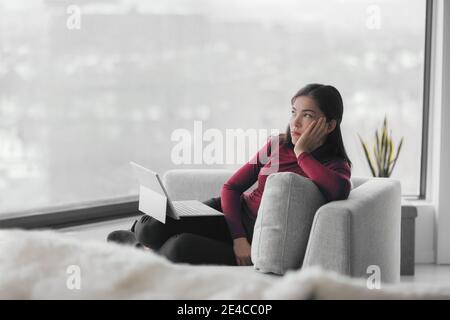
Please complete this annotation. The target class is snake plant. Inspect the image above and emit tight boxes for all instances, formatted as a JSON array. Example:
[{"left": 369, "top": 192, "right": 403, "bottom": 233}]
[{"left": 357, "top": 115, "right": 403, "bottom": 177}]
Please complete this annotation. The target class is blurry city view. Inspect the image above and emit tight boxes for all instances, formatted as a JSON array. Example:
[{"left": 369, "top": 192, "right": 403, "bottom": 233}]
[{"left": 0, "top": 0, "right": 426, "bottom": 215}]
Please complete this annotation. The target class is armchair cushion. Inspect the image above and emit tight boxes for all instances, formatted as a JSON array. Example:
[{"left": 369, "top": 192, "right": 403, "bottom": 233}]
[{"left": 251, "top": 172, "right": 326, "bottom": 275}]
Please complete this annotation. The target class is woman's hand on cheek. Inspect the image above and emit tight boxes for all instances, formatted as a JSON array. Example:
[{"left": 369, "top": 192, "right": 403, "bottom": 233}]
[{"left": 294, "top": 117, "right": 328, "bottom": 157}]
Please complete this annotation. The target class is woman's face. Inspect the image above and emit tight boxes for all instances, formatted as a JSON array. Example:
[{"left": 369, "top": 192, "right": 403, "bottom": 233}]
[{"left": 290, "top": 96, "right": 327, "bottom": 145}]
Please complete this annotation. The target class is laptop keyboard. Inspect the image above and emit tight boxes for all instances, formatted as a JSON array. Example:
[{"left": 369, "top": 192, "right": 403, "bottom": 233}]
[{"left": 172, "top": 201, "right": 223, "bottom": 217}]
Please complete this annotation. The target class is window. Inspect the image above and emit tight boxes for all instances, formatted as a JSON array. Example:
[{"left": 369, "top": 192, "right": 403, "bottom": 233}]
[{"left": 0, "top": 0, "right": 428, "bottom": 217}]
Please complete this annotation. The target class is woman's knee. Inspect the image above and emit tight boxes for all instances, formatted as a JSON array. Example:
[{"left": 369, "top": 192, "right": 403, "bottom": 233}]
[{"left": 202, "top": 196, "right": 222, "bottom": 212}]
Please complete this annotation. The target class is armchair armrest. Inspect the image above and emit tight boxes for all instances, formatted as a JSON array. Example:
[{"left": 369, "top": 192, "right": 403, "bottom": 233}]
[
  {"left": 303, "top": 178, "right": 401, "bottom": 283},
  {"left": 302, "top": 206, "right": 352, "bottom": 275},
  {"left": 162, "top": 169, "right": 234, "bottom": 201}
]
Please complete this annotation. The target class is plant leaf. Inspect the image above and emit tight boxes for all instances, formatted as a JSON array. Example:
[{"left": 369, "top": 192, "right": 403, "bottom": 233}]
[
  {"left": 358, "top": 134, "right": 377, "bottom": 177},
  {"left": 388, "top": 137, "right": 394, "bottom": 175},
  {"left": 375, "top": 130, "right": 380, "bottom": 157},
  {"left": 381, "top": 120, "right": 388, "bottom": 177},
  {"left": 386, "top": 137, "right": 393, "bottom": 176},
  {"left": 375, "top": 129, "right": 382, "bottom": 173},
  {"left": 388, "top": 137, "right": 404, "bottom": 176},
  {"left": 373, "top": 144, "right": 380, "bottom": 174}
]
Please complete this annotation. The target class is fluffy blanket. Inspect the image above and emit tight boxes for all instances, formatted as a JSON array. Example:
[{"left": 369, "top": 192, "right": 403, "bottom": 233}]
[{"left": 0, "top": 229, "right": 449, "bottom": 300}]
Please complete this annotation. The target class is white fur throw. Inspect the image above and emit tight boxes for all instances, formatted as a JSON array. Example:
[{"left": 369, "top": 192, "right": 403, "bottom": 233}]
[{"left": 0, "top": 229, "right": 449, "bottom": 300}]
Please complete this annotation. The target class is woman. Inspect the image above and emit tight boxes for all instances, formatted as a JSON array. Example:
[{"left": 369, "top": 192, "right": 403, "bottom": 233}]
[{"left": 107, "top": 83, "right": 352, "bottom": 266}]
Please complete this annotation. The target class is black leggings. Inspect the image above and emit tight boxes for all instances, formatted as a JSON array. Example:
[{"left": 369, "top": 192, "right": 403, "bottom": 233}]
[{"left": 130, "top": 196, "right": 255, "bottom": 266}]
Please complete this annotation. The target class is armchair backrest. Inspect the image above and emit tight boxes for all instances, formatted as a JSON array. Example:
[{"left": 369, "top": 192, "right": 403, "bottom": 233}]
[
  {"left": 350, "top": 176, "right": 370, "bottom": 190},
  {"left": 163, "top": 169, "right": 371, "bottom": 202},
  {"left": 162, "top": 169, "right": 234, "bottom": 201}
]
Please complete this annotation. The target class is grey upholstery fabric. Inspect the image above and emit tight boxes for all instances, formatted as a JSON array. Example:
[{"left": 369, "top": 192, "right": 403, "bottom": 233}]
[
  {"left": 161, "top": 169, "right": 402, "bottom": 283},
  {"left": 251, "top": 172, "right": 326, "bottom": 275},
  {"left": 303, "top": 178, "right": 401, "bottom": 283},
  {"left": 162, "top": 169, "right": 234, "bottom": 201}
]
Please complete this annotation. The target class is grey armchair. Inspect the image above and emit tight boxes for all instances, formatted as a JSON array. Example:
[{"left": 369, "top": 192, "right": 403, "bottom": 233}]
[{"left": 162, "top": 169, "right": 401, "bottom": 283}]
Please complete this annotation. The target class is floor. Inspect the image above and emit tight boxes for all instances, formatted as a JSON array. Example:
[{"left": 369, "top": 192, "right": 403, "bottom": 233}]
[
  {"left": 402, "top": 264, "right": 450, "bottom": 285},
  {"left": 58, "top": 217, "right": 450, "bottom": 286},
  {"left": 60, "top": 215, "right": 139, "bottom": 242}
]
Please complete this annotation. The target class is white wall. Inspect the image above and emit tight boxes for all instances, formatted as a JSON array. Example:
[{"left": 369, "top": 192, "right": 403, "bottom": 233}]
[{"left": 413, "top": 203, "right": 435, "bottom": 263}]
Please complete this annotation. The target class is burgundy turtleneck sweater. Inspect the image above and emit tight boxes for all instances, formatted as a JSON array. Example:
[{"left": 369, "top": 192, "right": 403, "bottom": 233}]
[{"left": 220, "top": 135, "right": 352, "bottom": 240}]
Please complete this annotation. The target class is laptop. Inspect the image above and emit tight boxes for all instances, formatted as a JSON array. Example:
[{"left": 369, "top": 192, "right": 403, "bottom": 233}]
[{"left": 130, "top": 161, "right": 223, "bottom": 224}]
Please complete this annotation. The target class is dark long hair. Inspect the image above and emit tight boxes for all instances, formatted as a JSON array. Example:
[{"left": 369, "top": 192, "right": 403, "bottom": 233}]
[{"left": 281, "top": 83, "right": 352, "bottom": 167}]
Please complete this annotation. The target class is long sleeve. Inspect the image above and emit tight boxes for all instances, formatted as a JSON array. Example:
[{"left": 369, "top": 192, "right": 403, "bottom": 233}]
[
  {"left": 297, "top": 151, "right": 351, "bottom": 202},
  {"left": 220, "top": 137, "right": 272, "bottom": 239}
]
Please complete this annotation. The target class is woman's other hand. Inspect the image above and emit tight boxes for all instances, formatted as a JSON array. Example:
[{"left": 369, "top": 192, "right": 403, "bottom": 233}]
[{"left": 233, "top": 237, "right": 253, "bottom": 266}]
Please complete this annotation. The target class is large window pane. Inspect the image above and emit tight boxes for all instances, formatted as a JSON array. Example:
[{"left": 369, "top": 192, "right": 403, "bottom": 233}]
[{"left": 0, "top": 0, "right": 426, "bottom": 215}]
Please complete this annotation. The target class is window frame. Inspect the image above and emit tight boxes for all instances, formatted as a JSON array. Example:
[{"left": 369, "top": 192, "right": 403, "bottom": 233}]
[
  {"left": 0, "top": 196, "right": 141, "bottom": 229},
  {"left": 418, "top": 0, "right": 434, "bottom": 200}
]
